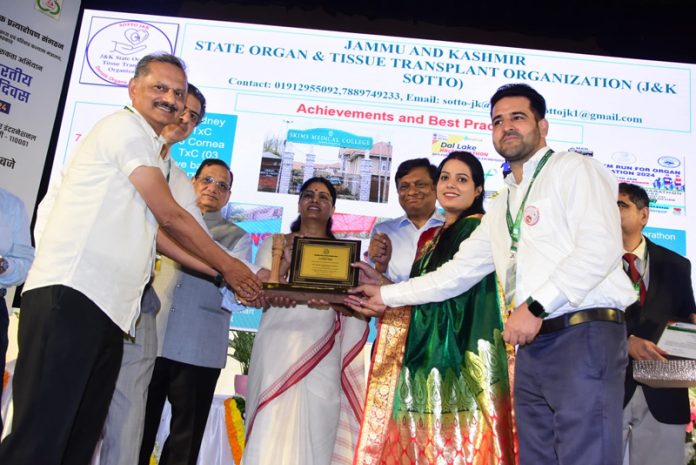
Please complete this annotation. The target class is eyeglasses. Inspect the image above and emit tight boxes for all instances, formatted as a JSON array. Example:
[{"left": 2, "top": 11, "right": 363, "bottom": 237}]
[
  {"left": 300, "top": 190, "right": 332, "bottom": 203},
  {"left": 181, "top": 106, "right": 201, "bottom": 125},
  {"left": 198, "top": 175, "right": 230, "bottom": 192}
]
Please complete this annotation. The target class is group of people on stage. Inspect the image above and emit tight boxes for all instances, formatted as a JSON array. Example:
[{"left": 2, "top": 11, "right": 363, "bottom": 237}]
[{"left": 0, "top": 51, "right": 693, "bottom": 465}]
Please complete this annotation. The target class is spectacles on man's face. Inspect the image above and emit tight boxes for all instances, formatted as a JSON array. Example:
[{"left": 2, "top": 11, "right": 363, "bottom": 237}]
[
  {"left": 300, "top": 190, "right": 332, "bottom": 203},
  {"left": 181, "top": 106, "right": 201, "bottom": 125},
  {"left": 198, "top": 175, "right": 230, "bottom": 192}
]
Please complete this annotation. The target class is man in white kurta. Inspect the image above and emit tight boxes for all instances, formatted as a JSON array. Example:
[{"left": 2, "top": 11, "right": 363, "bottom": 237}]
[{"left": 0, "top": 54, "right": 261, "bottom": 465}]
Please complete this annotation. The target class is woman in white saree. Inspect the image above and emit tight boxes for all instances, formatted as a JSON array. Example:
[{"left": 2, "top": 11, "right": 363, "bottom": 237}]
[{"left": 242, "top": 177, "right": 368, "bottom": 465}]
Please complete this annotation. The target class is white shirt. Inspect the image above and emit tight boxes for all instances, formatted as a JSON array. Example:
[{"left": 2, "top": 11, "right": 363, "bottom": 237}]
[
  {"left": 382, "top": 148, "right": 636, "bottom": 318},
  {"left": 370, "top": 210, "right": 444, "bottom": 283},
  {"left": 27, "top": 106, "right": 166, "bottom": 333}
]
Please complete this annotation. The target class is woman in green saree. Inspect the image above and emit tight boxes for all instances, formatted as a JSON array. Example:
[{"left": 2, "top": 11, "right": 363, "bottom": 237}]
[{"left": 351, "top": 151, "right": 516, "bottom": 465}]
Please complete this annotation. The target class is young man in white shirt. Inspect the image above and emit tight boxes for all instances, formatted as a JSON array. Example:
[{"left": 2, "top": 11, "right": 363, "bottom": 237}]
[{"left": 348, "top": 83, "right": 636, "bottom": 465}]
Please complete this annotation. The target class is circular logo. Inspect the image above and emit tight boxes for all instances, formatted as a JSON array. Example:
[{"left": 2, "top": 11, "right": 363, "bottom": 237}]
[
  {"left": 85, "top": 20, "right": 174, "bottom": 86},
  {"left": 524, "top": 205, "right": 540, "bottom": 226},
  {"left": 657, "top": 156, "right": 681, "bottom": 168}
]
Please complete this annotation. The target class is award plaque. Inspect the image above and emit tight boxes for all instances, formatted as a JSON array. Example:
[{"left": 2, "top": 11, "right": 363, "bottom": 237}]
[{"left": 263, "top": 234, "right": 361, "bottom": 304}]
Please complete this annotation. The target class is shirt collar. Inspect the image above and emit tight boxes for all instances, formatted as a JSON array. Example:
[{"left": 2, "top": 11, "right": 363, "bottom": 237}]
[
  {"left": 624, "top": 235, "right": 647, "bottom": 261},
  {"left": 503, "top": 146, "right": 552, "bottom": 188},
  {"left": 398, "top": 209, "right": 445, "bottom": 228},
  {"left": 124, "top": 105, "right": 166, "bottom": 147}
]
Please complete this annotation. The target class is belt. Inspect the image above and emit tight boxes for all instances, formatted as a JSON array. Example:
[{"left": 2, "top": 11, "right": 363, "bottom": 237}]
[
  {"left": 0, "top": 288, "right": 6, "bottom": 298},
  {"left": 539, "top": 308, "right": 624, "bottom": 335}
]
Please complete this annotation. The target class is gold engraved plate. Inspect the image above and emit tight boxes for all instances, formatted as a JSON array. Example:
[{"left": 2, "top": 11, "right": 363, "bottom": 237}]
[
  {"left": 290, "top": 237, "right": 359, "bottom": 288},
  {"left": 297, "top": 244, "right": 351, "bottom": 282}
]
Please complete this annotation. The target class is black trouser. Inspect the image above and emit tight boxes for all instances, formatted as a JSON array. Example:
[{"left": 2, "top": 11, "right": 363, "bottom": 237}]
[
  {"left": 139, "top": 356, "right": 220, "bottom": 465},
  {"left": 0, "top": 285, "right": 123, "bottom": 465}
]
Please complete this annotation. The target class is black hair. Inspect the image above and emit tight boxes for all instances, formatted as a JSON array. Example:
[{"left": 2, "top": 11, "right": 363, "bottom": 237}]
[
  {"left": 187, "top": 83, "right": 206, "bottom": 125},
  {"left": 490, "top": 83, "right": 547, "bottom": 120},
  {"left": 394, "top": 158, "right": 437, "bottom": 188},
  {"left": 193, "top": 159, "right": 233, "bottom": 185},
  {"left": 290, "top": 177, "right": 337, "bottom": 239},
  {"left": 619, "top": 182, "right": 650, "bottom": 210},
  {"left": 134, "top": 53, "right": 186, "bottom": 78}
]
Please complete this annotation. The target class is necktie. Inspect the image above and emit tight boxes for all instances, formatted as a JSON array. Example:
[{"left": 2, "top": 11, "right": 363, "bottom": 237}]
[{"left": 623, "top": 253, "right": 646, "bottom": 305}]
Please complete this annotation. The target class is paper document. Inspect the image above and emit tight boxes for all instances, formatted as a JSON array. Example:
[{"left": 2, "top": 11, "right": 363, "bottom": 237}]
[{"left": 658, "top": 321, "right": 696, "bottom": 359}]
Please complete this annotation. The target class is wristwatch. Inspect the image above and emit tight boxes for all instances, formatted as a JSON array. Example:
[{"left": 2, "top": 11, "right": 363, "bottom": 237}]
[
  {"left": 525, "top": 296, "right": 549, "bottom": 318},
  {"left": 0, "top": 256, "right": 8, "bottom": 274}
]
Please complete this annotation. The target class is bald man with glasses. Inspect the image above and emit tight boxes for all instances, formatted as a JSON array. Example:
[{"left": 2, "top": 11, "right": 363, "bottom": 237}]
[{"left": 138, "top": 157, "right": 254, "bottom": 465}]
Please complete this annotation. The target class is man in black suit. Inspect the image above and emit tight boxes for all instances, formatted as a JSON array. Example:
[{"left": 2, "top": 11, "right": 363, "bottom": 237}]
[{"left": 618, "top": 182, "right": 695, "bottom": 465}]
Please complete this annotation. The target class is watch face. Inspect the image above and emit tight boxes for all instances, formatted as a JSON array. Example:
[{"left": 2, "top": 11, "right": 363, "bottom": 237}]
[{"left": 0, "top": 257, "right": 8, "bottom": 273}]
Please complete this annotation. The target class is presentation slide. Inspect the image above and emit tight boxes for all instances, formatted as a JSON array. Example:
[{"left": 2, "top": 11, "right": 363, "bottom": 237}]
[{"left": 51, "top": 9, "right": 696, "bottom": 330}]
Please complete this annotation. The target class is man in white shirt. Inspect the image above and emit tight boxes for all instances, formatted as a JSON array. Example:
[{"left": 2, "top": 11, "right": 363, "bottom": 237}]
[
  {"left": 368, "top": 158, "right": 444, "bottom": 283},
  {"left": 0, "top": 54, "right": 261, "bottom": 464},
  {"left": 99, "top": 83, "right": 222, "bottom": 465},
  {"left": 348, "top": 83, "right": 635, "bottom": 465}
]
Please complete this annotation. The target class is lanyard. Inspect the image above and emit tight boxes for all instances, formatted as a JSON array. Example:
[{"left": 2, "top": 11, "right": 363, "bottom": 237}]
[{"left": 505, "top": 149, "right": 553, "bottom": 253}]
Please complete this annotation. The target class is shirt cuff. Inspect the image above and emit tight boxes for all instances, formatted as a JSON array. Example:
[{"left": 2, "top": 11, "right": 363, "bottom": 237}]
[
  {"left": 381, "top": 282, "right": 402, "bottom": 307},
  {"left": 531, "top": 281, "right": 568, "bottom": 316}
]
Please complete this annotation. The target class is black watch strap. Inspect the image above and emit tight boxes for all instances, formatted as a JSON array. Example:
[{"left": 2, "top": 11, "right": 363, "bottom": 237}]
[{"left": 525, "top": 297, "right": 549, "bottom": 318}]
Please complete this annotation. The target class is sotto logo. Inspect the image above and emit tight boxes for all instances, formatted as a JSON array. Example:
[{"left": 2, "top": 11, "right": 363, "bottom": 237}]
[
  {"left": 85, "top": 20, "right": 174, "bottom": 86},
  {"left": 657, "top": 156, "right": 681, "bottom": 168}
]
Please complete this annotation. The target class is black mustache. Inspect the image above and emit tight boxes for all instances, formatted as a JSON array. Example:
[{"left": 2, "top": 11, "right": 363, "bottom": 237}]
[{"left": 155, "top": 101, "right": 177, "bottom": 113}]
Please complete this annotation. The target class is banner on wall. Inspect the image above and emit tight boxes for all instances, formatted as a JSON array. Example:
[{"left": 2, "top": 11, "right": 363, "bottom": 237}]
[{"left": 0, "top": 0, "right": 80, "bottom": 213}]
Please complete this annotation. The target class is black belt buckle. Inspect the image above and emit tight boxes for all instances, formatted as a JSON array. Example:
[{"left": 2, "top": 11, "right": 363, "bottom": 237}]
[{"left": 539, "top": 308, "right": 624, "bottom": 335}]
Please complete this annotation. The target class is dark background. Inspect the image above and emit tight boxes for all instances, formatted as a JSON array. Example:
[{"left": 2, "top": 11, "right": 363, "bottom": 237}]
[{"left": 79, "top": 0, "right": 696, "bottom": 64}]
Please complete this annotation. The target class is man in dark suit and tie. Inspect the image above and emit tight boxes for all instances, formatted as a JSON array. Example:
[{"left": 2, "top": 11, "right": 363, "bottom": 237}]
[{"left": 618, "top": 182, "right": 695, "bottom": 465}]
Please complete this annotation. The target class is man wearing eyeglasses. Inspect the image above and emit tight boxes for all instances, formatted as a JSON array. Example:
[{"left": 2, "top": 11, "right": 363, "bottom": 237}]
[
  {"left": 368, "top": 158, "right": 443, "bottom": 283},
  {"left": 137, "top": 157, "right": 253, "bottom": 465}
]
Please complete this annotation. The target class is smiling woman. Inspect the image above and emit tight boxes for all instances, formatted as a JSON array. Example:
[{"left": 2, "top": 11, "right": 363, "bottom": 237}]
[
  {"left": 242, "top": 177, "right": 369, "bottom": 465},
  {"left": 353, "top": 151, "right": 516, "bottom": 465}
]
